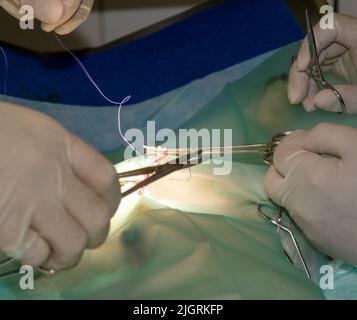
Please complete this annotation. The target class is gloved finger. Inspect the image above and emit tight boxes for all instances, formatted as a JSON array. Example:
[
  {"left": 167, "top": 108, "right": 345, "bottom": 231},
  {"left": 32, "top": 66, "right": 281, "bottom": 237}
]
[
  {"left": 19, "top": 228, "right": 51, "bottom": 267},
  {"left": 67, "top": 134, "right": 121, "bottom": 214},
  {"left": 0, "top": 0, "right": 22, "bottom": 19},
  {"left": 311, "top": 43, "right": 347, "bottom": 69},
  {"left": 321, "top": 42, "right": 347, "bottom": 62},
  {"left": 299, "top": 122, "right": 356, "bottom": 158},
  {"left": 17, "top": 0, "right": 65, "bottom": 24},
  {"left": 295, "top": 35, "right": 328, "bottom": 71},
  {"left": 270, "top": 130, "right": 307, "bottom": 177},
  {"left": 296, "top": 14, "right": 352, "bottom": 72},
  {"left": 288, "top": 60, "right": 310, "bottom": 104},
  {"left": 0, "top": 215, "right": 51, "bottom": 267},
  {"left": 288, "top": 39, "right": 315, "bottom": 107},
  {"left": 41, "top": 0, "right": 81, "bottom": 32},
  {"left": 302, "top": 78, "right": 318, "bottom": 112},
  {"left": 32, "top": 205, "right": 88, "bottom": 270},
  {"left": 321, "top": 58, "right": 339, "bottom": 67},
  {"left": 288, "top": 58, "right": 319, "bottom": 111},
  {"left": 63, "top": 175, "right": 111, "bottom": 249},
  {"left": 273, "top": 142, "right": 320, "bottom": 178},
  {"left": 54, "top": 0, "right": 94, "bottom": 35},
  {"left": 296, "top": 37, "right": 310, "bottom": 72},
  {"left": 314, "top": 85, "right": 357, "bottom": 113},
  {"left": 264, "top": 165, "right": 284, "bottom": 206}
]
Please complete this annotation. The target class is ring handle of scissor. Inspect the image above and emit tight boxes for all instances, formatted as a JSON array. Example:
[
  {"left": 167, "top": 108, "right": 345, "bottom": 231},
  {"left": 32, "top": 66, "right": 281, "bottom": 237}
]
[
  {"left": 306, "top": 10, "right": 346, "bottom": 114},
  {"left": 263, "top": 131, "right": 293, "bottom": 165},
  {"left": 319, "top": 79, "right": 347, "bottom": 114}
]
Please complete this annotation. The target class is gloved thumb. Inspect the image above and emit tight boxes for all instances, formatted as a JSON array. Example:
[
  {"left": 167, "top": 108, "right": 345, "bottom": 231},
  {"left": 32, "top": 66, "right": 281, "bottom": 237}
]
[
  {"left": 22, "top": 0, "right": 64, "bottom": 24},
  {"left": 314, "top": 85, "right": 357, "bottom": 114}
]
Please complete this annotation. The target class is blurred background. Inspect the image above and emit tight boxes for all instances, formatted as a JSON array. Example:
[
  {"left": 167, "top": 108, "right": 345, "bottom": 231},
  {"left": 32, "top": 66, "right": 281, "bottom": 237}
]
[
  {"left": 0, "top": 0, "right": 210, "bottom": 51},
  {"left": 328, "top": 0, "right": 357, "bottom": 15},
  {"left": 0, "top": 0, "right": 356, "bottom": 52}
]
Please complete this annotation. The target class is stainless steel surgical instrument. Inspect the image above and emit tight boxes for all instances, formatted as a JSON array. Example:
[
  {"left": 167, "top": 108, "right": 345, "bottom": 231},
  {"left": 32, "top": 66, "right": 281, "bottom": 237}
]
[
  {"left": 305, "top": 9, "right": 346, "bottom": 113},
  {"left": 0, "top": 131, "right": 292, "bottom": 280},
  {"left": 118, "top": 131, "right": 292, "bottom": 198},
  {"left": 258, "top": 204, "right": 311, "bottom": 279}
]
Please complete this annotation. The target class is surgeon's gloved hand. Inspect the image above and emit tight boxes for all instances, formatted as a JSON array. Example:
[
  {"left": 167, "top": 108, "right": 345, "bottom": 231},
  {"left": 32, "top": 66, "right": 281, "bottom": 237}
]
[
  {"left": 288, "top": 13, "right": 357, "bottom": 113},
  {"left": 0, "top": 102, "right": 121, "bottom": 270},
  {"left": 0, "top": 0, "right": 94, "bottom": 35},
  {"left": 264, "top": 123, "right": 357, "bottom": 264}
]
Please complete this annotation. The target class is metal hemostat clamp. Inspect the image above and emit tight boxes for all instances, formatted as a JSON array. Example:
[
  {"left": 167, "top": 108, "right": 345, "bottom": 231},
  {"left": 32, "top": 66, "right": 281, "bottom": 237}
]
[
  {"left": 0, "top": 256, "right": 59, "bottom": 280},
  {"left": 262, "top": 131, "right": 293, "bottom": 165},
  {"left": 258, "top": 204, "right": 311, "bottom": 279},
  {"left": 118, "top": 131, "right": 292, "bottom": 198},
  {"left": 305, "top": 9, "right": 346, "bottom": 114},
  {"left": 0, "top": 132, "right": 292, "bottom": 279}
]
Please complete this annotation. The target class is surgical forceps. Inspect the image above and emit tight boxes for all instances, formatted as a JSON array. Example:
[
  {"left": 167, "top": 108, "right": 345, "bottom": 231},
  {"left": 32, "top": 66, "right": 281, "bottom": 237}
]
[
  {"left": 118, "top": 131, "right": 292, "bottom": 198},
  {"left": 258, "top": 205, "right": 311, "bottom": 279},
  {"left": 0, "top": 132, "right": 291, "bottom": 280},
  {"left": 115, "top": 130, "right": 313, "bottom": 280},
  {"left": 305, "top": 10, "right": 346, "bottom": 113},
  {"left": 0, "top": 257, "right": 17, "bottom": 279},
  {"left": 0, "top": 256, "right": 55, "bottom": 280},
  {"left": 118, "top": 151, "right": 204, "bottom": 198}
]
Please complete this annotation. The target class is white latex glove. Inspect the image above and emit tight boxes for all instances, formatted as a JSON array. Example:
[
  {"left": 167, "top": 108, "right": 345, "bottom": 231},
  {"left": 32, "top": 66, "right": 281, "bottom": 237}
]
[
  {"left": 0, "top": 0, "right": 94, "bottom": 35},
  {"left": 288, "top": 13, "right": 357, "bottom": 113},
  {"left": 264, "top": 123, "right": 357, "bottom": 264},
  {"left": 0, "top": 102, "right": 121, "bottom": 270}
]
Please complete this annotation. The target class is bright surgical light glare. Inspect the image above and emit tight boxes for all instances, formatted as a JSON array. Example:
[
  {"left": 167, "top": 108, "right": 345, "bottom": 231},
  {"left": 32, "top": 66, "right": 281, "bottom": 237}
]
[
  {"left": 110, "top": 156, "right": 161, "bottom": 235},
  {"left": 112, "top": 156, "right": 250, "bottom": 226}
]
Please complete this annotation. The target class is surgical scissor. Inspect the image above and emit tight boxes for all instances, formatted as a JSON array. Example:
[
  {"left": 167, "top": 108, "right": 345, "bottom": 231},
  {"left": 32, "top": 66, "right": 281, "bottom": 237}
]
[
  {"left": 0, "top": 131, "right": 292, "bottom": 280},
  {"left": 118, "top": 131, "right": 314, "bottom": 279},
  {"left": 117, "top": 131, "right": 292, "bottom": 198},
  {"left": 305, "top": 10, "right": 346, "bottom": 113}
]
